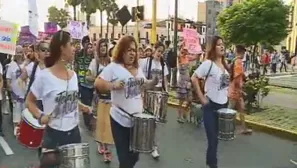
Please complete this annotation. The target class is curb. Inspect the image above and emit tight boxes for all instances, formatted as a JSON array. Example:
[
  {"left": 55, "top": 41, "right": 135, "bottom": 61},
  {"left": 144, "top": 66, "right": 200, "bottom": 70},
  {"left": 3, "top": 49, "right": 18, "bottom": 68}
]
[{"left": 168, "top": 101, "right": 297, "bottom": 141}]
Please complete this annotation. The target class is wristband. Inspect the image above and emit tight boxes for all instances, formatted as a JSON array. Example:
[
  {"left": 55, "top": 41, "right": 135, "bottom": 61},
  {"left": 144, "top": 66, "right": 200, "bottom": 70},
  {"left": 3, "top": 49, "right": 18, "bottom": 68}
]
[{"left": 38, "top": 113, "right": 45, "bottom": 125}]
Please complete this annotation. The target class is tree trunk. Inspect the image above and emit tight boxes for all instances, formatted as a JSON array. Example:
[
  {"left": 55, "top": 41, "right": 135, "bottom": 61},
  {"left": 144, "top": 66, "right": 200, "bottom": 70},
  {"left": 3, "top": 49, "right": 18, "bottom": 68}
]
[
  {"left": 73, "top": 6, "right": 77, "bottom": 21},
  {"left": 251, "top": 44, "right": 257, "bottom": 71},
  {"left": 100, "top": 11, "right": 103, "bottom": 37},
  {"left": 112, "top": 25, "right": 115, "bottom": 40},
  {"left": 106, "top": 16, "right": 110, "bottom": 41},
  {"left": 86, "top": 14, "right": 91, "bottom": 27}
]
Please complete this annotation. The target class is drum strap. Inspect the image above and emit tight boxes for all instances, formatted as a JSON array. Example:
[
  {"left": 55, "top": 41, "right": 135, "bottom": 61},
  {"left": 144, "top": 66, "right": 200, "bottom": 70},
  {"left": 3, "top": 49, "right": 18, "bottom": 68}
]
[
  {"left": 114, "top": 105, "right": 139, "bottom": 118},
  {"left": 147, "top": 56, "right": 166, "bottom": 91},
  {"left": 25, "top": 61, "right": 39, "bottom": 99}
]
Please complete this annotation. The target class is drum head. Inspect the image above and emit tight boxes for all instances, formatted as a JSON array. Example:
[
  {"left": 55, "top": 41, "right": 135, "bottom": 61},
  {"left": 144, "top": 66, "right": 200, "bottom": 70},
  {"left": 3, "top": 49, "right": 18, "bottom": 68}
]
[
  {"left": 133, "top": 113, "right": 155, "bottom": 119},
  {"left": 22, "top": 108, "right": 45, "bottom": 128},
  {"left": 58, "top": 143, "right": 89, "bottom": 150},
  {"left": 217, "top": 108, "right": 236, "bottom": 114}
]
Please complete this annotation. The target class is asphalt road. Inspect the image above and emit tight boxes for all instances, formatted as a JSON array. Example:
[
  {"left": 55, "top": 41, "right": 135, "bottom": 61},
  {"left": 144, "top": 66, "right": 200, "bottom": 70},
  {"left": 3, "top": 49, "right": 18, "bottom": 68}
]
[{"left": 0, "top": 107, "right": 296, "bottom": 168}]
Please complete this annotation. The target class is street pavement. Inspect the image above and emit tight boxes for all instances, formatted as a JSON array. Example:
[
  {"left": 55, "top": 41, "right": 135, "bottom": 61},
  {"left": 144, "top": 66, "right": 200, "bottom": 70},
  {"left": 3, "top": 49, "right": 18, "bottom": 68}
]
[{"left": 0, "top": 107, "right": 296, "bottom": 168}]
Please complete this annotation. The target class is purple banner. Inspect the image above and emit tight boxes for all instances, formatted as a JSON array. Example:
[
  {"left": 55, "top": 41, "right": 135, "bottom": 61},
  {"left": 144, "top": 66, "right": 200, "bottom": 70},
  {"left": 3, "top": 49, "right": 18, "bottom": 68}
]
[
  {"left": 20, "top": 26, "right": 31, "bottom": 34},
  {"left": 44, "top": 22, "right": 57, "bottom": 34},
  {"left": 17, "top": 33, "right": 36, "bottom": 45}
]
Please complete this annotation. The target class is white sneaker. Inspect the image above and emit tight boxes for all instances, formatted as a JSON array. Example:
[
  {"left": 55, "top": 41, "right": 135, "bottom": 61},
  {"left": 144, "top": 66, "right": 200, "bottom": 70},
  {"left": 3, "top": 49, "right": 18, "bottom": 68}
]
[
  {"left": 151, "top": 148, "right": 160, "bottom": 159},
  {"left": 3, "top": 111, "right": 9, "bottom": 115}
]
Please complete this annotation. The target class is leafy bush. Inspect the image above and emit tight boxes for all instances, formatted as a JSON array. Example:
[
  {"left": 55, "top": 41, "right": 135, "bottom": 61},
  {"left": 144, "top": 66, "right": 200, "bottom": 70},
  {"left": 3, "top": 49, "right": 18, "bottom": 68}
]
[{"left": 243, "top": 73, "right": 270, "bottom": 112}]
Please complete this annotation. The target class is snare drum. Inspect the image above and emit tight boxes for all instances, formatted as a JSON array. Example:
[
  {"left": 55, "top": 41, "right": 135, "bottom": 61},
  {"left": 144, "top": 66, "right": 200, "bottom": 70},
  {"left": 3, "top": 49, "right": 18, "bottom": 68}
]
[
  {"left": 130, "top": 113, "right": 156, "bottom": 153},
  {"left": 17, "top": 108, "right": 45, "bottom": 149},
  {"left": 217, "top": 108, "right": 236, "bottom": 141},
  {"left": 144, "top": 90, "right": 169, "bottom": 123},
  {"left": 58, "top": 143, "right": 90, "bottom": 168}
]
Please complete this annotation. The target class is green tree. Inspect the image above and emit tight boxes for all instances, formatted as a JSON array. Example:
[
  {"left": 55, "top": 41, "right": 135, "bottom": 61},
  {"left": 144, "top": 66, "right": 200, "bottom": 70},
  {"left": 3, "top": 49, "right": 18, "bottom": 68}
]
[
  {"left": 81, "top": 0, "right": 98, "bottom": 26},
  {"left": 48, "top": 6, "right": 70, "bottom": 28},
  {"left": 66, "top": 0, "right": 82, "bottom": 21},
  {"left": 105, "top": 0, "right": 116, "bottom": 40},
  {"left": 217, "top": 0, "right": 289, "bottom": 47}
]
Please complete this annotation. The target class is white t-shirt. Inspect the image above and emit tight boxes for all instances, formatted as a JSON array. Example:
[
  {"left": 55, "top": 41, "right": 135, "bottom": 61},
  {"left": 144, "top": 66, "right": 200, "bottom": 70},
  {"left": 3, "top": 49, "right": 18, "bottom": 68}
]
[
  {"left": 88, "top": 58, "right": 105, "bottom": 77},
  {"left": 194, "top": 60, "right": 229, "bottom": 104},
  {"left": 100, "top": 62, "right": 146, "bottom": 127},
  {"left": 25, "top": 62, "right": 41, "bottom": 79},
  {"left": 6, "top": 61, "right": 25, "bottom": 98},
  {"left": 139, "top": 58, "right": 169, "bottom": 88},
  {"left": 30, "top": 69, "right": 79, "bottom": 131}
]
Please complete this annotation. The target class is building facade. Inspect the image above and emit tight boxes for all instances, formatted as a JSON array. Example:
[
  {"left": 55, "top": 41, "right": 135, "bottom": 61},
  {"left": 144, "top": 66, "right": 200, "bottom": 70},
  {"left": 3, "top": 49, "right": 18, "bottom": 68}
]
[
  {"left": 286, "top": 0, "right": 296, "bottom": 54},
  {"left": 205, "top": 0, "right": 224, "bottom": 41}
]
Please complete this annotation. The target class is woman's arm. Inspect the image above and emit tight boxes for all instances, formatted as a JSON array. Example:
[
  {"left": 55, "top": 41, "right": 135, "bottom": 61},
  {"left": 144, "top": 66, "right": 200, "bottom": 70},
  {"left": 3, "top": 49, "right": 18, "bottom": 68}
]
[
  {"left": 191, "top": 74, "right": 207, "bottom": 105},
  {"left": 94, "top": 77, "right": 114, "bottom": 93},
  {"left": 85, "top": 70, "right": 95, "bottom": 82},
  {"left": 26, "top": 92, "right": 42, "bottom": 119}
]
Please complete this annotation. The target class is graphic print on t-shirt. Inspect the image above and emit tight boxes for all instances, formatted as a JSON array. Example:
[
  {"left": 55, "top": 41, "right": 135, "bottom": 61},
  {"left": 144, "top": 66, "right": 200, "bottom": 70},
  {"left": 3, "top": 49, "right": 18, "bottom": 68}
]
[
  {"left": 51, "top": 90, "right": 79, "bottom": 119},
  {"left": 151, "top": 69, "right": 163, "bottom": 86},
  {"left": 219, "top": 73, "right": 229, "bottom": 90},
  {"left": 125, "top": 77, "right": 144, "bottom": 99}
]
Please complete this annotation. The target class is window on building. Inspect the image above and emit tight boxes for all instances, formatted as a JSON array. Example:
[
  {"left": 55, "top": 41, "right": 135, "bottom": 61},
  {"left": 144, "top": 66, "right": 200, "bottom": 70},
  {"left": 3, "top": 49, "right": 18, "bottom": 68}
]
[
  {"left": 99, "top": 33, "right": 102, "bottom": 38},
  {"left": 146, "top": 32, "right": 149, "bottom": 40},
  {"left": 118, "top": 33, "right": 121, "bottom": 39},
  {"left": 208, "top": 9, "right": 211, "bottom": 14}
]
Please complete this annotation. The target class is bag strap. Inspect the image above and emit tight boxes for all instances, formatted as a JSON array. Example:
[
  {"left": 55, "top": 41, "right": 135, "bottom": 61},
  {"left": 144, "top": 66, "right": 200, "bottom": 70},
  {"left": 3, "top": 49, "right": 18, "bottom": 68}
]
[
  {"left": 160, "top": 58, "right": 166, "bottom": 91},
  {"left": 203, "top": 61, "right": 213, "bottom": 89},
  {"left": 147, "top": 56, "right": 153, "bottom": 79},
  {"left": 25, "top": 62, "right": 39, "bottom": 99}
]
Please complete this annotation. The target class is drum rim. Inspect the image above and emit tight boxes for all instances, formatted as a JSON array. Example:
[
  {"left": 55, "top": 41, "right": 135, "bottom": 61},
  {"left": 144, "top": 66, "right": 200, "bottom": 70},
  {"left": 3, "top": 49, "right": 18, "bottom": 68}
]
[
  {"left": 22, "top": 117, "right": 45, "bottom": 129},
  {"left": 58, "top": 143, "right": 89, "bottom": 149}
]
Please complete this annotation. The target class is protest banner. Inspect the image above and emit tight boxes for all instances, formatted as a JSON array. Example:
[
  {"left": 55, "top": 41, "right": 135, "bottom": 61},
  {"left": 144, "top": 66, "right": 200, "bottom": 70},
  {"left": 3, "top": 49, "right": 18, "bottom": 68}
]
[
  {"left": 67, "top": 21, "right": 83, "bottom": 39},
  {"left": 0, "top": 20, "right": 19, "bottom": 55},
  {"left": 182, "top": 28, "right": 202, "bottom": 54},
  {"left": 44, "top": 22, "right": 57, "bottom": 34}
]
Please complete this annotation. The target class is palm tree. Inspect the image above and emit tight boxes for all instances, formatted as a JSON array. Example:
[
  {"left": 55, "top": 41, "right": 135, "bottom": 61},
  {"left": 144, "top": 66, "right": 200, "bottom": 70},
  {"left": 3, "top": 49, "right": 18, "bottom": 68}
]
[
  {"left": 105, "top": 0, "right": 117, "bottom": 40},
  {"left": 108, "top": 2, "right": 119, "bottom": 40},
  {"left": 96, "top": 0, "right": 108, "bottom": 37},
  {"left": 81, "top": 0, "right": 97, "bottom": 26},
  {"left": 66, "top": 0, "right": 82, "bottom": 21}
]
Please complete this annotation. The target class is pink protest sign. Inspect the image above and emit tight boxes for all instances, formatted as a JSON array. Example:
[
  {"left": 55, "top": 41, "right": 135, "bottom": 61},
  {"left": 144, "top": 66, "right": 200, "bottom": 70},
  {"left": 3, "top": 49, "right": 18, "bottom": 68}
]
[{"left": 182, "top": 28, "right": 202, "bottom": 54}]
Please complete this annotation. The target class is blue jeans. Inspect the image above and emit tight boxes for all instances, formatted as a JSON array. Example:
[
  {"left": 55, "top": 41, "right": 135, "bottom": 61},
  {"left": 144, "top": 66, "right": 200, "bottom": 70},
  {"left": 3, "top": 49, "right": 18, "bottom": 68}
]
[{"left": 202, "top": 99, "right": 227, "bottom": 166}]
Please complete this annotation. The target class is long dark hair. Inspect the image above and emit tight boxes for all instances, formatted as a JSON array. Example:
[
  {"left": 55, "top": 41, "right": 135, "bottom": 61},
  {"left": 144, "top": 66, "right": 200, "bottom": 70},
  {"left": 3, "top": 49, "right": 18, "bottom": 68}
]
[
  {"left": 45, "top": 30, "right": 71, "bottom": 67},
  {"left": 96, "top": 39, "right": 109, "bottom": 66},
  {"left": 206, "top": 36, "right": 229, "bottom": 72},
  {"left": 153, "top": 41, "right": 165, "bottom": 66}
]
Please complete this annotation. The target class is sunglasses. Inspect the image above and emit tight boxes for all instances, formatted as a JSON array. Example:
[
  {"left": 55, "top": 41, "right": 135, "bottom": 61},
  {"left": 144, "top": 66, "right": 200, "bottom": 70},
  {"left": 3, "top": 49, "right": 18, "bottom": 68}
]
[{"left": 40, "top": 48, "right": 50, "bottom": 52}]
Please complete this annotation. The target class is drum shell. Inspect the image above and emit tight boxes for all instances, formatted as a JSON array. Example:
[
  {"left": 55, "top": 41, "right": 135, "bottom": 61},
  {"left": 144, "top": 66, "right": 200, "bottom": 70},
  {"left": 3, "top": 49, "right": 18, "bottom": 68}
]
[
  {"left": 144, "top": 91, "right": 169, "bottom": 123},
  {"left": 17, "top": 109, "right": 45, "bottom": 149},
  {"left": 217, "top": 108, "right": 236, "bottom": 141},
  {"left": 17, "top": 119, "right": 44, "bottom": 149},
  {"left": 130, "top": 115, "right": 156, "bottom": 153},
  {"left": 58, "top": 143, "right": 90, "bottom": 168}
]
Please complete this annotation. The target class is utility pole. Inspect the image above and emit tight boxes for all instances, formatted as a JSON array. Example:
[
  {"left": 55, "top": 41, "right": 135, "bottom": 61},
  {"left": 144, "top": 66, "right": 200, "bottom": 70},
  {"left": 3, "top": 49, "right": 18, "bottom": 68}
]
[
  {"left": 173, "top": 0, "right": 178, "bottom": 56},
  {"left": 151, "top": 0, "right": 157, "bottom": 45},
  {"left": 134, "top": 0, "right": 140, "bottom": 43}
]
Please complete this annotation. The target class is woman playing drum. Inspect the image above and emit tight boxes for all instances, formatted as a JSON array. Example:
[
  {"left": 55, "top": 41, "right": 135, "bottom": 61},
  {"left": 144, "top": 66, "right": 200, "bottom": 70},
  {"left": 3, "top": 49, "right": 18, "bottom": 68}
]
[
  {"left": 95, "top": 36, "right": 157, "bottom": 168},
  {"left": 26, "top": 30, "right": 90, "bottom": 168},
  {"left": 139, "top": 42, "right": 169, "bottom": 159}
]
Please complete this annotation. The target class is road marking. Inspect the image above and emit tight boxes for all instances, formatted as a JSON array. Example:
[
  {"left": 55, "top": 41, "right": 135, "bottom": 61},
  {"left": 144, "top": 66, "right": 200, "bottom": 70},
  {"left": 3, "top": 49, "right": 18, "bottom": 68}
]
[{"left": 0, "top": 137, "right": 14, "bottom": 155}]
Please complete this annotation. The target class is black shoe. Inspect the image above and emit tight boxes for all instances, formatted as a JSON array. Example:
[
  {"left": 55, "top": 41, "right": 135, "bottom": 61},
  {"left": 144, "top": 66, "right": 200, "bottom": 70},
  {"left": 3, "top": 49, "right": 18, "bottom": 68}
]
[{"left": 0, "top": 130, "right": 4, "bottom": 137}]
